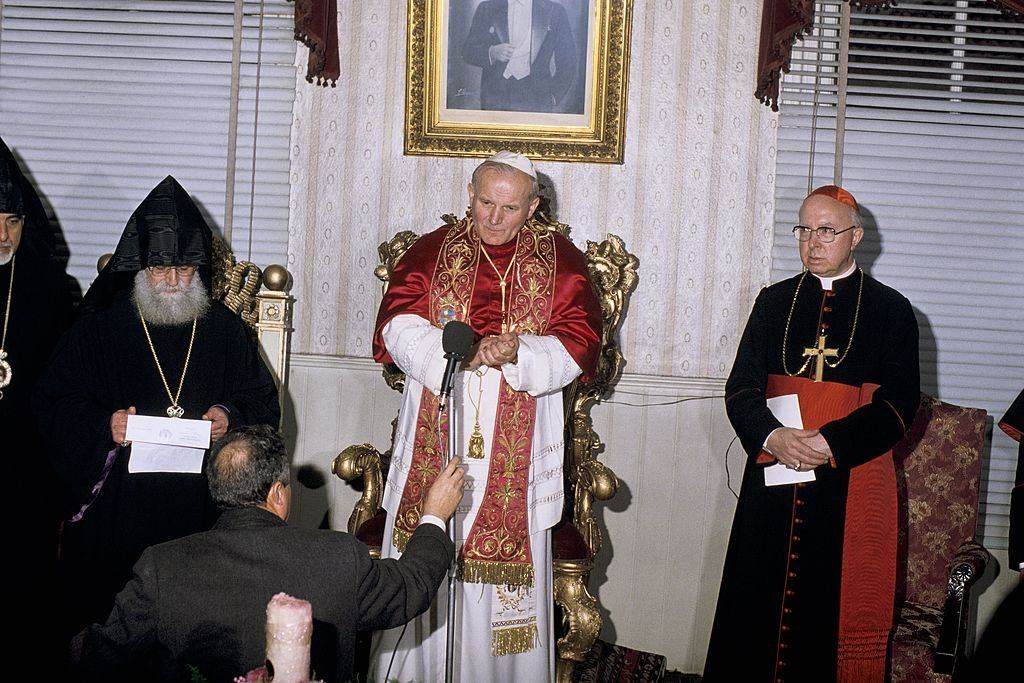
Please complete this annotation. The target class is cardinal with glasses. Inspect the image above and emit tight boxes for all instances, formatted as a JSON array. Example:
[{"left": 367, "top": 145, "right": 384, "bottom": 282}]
[
  {"left": 34, "top": 175, "right": 280, "bottom": 642},
  {"left": 704, "top": 185, "right": 920, "bottom": 682}
]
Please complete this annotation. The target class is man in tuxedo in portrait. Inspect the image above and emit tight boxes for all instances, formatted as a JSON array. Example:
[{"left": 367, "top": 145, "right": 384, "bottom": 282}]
[{"left": 462, "top": 0, "right": 579, "bottom": 113}]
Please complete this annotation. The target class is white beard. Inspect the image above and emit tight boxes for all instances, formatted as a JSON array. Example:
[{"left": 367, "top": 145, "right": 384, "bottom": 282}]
[
  {"left": 0, "top": 241, "right": 14, "bottom": 266},
  {"left": 131, "top": 270, "right": 211, "bottom": 326}
]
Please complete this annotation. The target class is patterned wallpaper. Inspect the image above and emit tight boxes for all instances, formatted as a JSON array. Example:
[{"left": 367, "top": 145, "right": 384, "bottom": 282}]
[{"left": 286, "top": 1, "right": 778, "bottom": 379}]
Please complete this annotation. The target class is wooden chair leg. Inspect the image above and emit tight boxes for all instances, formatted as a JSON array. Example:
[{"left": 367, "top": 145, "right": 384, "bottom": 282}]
[{"left": 553, "top": 558, "right": 601, "bottom": 683}]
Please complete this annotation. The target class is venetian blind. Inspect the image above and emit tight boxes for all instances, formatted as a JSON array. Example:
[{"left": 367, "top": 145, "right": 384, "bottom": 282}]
[
  {"left": 0, "top": 0, "right": 297, "bottom": 289},
  {"left": 771, "top": 1, "right": 1024, "bottom": 549}
]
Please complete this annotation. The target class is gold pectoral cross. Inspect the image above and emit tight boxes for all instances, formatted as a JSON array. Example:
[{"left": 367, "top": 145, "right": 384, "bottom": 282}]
[
  {"left": 803, "top": 334, "right": 839, "bottom": 382},
  {"left": 498, "top": 279, "right": 509, "bottom": 334}
]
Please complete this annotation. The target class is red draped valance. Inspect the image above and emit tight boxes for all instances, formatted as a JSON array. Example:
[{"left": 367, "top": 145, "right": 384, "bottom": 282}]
[
  {"left": 292, "top": 0, "right": 339, "bottom": 86},
  {"left": 756, "top": 0, "right": 1024, "bottom": 111}
]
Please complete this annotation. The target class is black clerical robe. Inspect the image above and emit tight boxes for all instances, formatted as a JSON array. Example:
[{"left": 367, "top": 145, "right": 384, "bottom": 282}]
[
  {"left": 3, "top": 254, "right": 74, "bottom": 558},
  {"left": 997, "top": 390, "right": 1023, "bottom": 569},
  {"left": 34, "top": 295, "right": 279, "bottom": 634},
  {"left": 971, "top": 391, "right": 1023, "bottom": 683},
  {"left": 2, "top": 252, "right": 75, "bottom": 670},
  {"left": 705, "top": 268, "right": 920, "bottom": 683}
]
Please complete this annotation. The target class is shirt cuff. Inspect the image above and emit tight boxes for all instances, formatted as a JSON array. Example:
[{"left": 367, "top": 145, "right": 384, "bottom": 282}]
[
  {"left": 763, "top": 427, "right": 783, "bottom": 455},
  {"left": 419, "top": 514, "right": 446, "bottom": 530}
]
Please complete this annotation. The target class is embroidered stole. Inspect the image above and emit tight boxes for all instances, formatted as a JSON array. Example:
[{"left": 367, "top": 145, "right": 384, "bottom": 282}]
[{"left": 392, "top": 215, "right": 556, "bottom": 590}]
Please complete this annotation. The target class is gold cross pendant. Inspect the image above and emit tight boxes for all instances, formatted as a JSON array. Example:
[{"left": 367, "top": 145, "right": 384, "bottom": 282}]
[
  {"left": 802, "top": 334, "right": 839, "bottom": 382},
  {"left": 498, "top": 281, "right": 508, "bottom": 334}
]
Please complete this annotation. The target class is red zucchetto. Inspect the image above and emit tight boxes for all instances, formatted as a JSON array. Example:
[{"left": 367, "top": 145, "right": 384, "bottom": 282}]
[{"left": 807, "top": 184, "right": 859, "bottom": 211}]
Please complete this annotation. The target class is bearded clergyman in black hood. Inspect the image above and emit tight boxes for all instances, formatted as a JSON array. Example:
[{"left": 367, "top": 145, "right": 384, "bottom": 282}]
[
  {"left": 1, "top": 138, "right": 77, "bottom": 669},
  {"left": 34, "top": 175, "right": 280, "bottom": 639}
]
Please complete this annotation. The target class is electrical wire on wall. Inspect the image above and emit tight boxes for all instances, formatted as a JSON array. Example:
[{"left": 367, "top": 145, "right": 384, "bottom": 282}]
[{"left": 591, "top": 390, "right": 742, "bottom": 499}]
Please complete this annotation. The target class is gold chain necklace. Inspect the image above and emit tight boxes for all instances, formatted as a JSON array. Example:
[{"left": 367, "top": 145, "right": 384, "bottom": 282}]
[
  {"left": 466, "top": 367, "right": 487, "bottom": 458},
  {"left": 137, "top": 305, "right": 197, "bottom": 418},
  {"left": 781, "top": 269, "right": 864, "bottom": 378},
  {"left": 479, "top": 238, "right": 518, "bottom": 334},
  {"left": 0, "top": 255, "right": 14, "bottom": 398}
]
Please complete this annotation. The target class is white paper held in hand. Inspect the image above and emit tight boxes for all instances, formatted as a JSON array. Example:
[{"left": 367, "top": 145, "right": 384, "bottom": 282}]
[
  {"left": 125, "top": 414, "right": 212, "bottom": 474},
  {"left": 764, "top": 394, "right": 816, "bottom": 486}
]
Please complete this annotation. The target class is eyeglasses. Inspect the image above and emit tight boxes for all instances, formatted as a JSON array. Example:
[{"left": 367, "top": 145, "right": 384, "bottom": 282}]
[
  {"left": 792, "top": 225, "right": 857, "bottom": 243},
  {"left": 2, "top": 215, "right": 24, "bottom": 230},
  {"left": 147, "top": 265, "right": 197, "bottom": 277}
]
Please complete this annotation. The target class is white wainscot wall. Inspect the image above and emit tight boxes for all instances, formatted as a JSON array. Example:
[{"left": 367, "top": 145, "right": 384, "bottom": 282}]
[{"left": 281, "top": 353, "right": 741, "bottom": 675}]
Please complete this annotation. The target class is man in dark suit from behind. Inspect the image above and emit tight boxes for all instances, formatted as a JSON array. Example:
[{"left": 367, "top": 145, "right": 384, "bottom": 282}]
[{"left": 71, "top": 424, "right": 464, "bottom": 682}]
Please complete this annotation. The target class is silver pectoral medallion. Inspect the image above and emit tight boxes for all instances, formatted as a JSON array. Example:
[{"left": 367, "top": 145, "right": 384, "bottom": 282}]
[
  {"left": 166, "top": 404, "right": 185, "bottom": 418},
  {"left": 0, "top": 349, "right": 11, "bottom": 391}
]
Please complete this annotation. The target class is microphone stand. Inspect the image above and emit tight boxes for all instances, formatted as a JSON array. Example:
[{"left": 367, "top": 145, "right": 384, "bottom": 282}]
[
  {"left": 435, "top": 320, "right": 472, "bottom": 683},
  {"left": 439, "top": 362, "right": 461, "bottom": 683}
]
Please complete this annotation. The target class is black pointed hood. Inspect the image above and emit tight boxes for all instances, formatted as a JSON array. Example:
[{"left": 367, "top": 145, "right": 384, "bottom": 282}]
[
  {"left": 0, "top": 137, "right": 54, "bottom": 258},
  {"left": 0, "top": 139, "right": 26, "bottom": 217},
  {"left": 81, "top": 176, "right": 215, "bottom": 314},
  {"left": 104, "top": 175, "right": 213, "bottom": 272}
]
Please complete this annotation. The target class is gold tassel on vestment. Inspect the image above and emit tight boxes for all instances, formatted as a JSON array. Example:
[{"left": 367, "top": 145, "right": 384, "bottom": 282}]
[
  {"left": 458, "top": 557, "right": 535, "bottom": 587},
  {"left": 491, "top": 623, "right": 539, "bottom": 656},
  {"left": 392, "top": 527, "right": 411, "bottom": 553}
]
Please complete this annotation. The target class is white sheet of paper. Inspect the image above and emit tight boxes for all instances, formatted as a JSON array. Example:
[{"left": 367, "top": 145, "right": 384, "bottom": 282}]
[
  {"left": 126, "top": 414, "right": 212, "bottom": 449},
  {"left": 764, "top": 394, "right": 816, "bottom": 486},
  {"left": 128, "top": 442, "right": 205, "bottom": 474}
]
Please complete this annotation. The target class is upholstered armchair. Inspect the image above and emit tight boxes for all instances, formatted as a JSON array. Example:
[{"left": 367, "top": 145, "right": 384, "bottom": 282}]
[
  {"left": 889, "top": 394, "right": 990, "bottom": 682},
  {"left": 332, "top": 208, "right": 638, "bottom": 683}
]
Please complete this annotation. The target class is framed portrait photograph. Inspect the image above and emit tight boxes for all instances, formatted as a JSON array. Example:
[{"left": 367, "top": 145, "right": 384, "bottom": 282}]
[{"left": 405, "top": 0, "right": 633, "bottom": 163}]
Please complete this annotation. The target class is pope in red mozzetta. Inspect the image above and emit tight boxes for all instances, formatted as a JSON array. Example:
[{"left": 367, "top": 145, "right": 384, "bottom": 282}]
[
  {"left": 370, "top": 151, "right": 602, "bottom": 683},
  {"left": 704, "top": 185, "right": 920, "bottom": 682}
]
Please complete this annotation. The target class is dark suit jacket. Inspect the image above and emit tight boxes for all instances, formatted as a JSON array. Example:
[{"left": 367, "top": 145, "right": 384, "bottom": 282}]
[
  {"left": 71, "top": 507, "right": 453, "bottom": 682},
  {"left": 462, "top": 0, "right": 577, "bottom": 112}
]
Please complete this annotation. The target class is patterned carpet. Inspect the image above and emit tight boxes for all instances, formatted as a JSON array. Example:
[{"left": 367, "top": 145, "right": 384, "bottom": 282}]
[{"left": 571, "top": 639, "right": 701, "bottom": 682}]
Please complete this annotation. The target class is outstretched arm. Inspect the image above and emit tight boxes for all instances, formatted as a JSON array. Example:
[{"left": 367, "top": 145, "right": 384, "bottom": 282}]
[{"left": 356, "top": 459, "right": 463, "bottom": 630}]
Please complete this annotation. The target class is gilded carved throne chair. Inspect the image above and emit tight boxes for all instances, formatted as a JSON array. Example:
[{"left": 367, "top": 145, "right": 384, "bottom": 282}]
[
  {"left": 889, "top": 394, "right": 990, "bottom": 682},
  {"left": 332, "top": 207, "right": 638, "bottom": 683}
]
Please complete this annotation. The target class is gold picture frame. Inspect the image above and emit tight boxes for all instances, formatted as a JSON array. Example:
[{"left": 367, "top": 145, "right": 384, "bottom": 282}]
[{"left": 405, "top": 0, "right": 633, "bottom": 163}]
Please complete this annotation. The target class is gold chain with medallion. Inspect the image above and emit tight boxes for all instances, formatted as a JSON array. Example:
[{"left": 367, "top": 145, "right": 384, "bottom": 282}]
[
  {"left": 137, "top": 304, "right": 197, "bottom": 418},
  {"left": 0, "top": 255, "right": 14, "bottom": 398}
]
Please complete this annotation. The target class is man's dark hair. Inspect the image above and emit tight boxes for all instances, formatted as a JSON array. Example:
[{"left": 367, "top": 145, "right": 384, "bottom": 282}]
[{"left": 208, "top": 424, "right": 289, "bottom": 509}]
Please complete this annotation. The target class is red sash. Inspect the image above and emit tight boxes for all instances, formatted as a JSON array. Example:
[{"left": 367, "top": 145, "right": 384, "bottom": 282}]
[{"left": 765, "top": 375, "right": 896, "bottom": 683}]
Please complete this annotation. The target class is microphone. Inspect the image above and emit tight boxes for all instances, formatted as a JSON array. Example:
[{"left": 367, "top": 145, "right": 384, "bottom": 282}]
[{"left": 438, "top": 321, "right": 475, "bottom": 408}]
